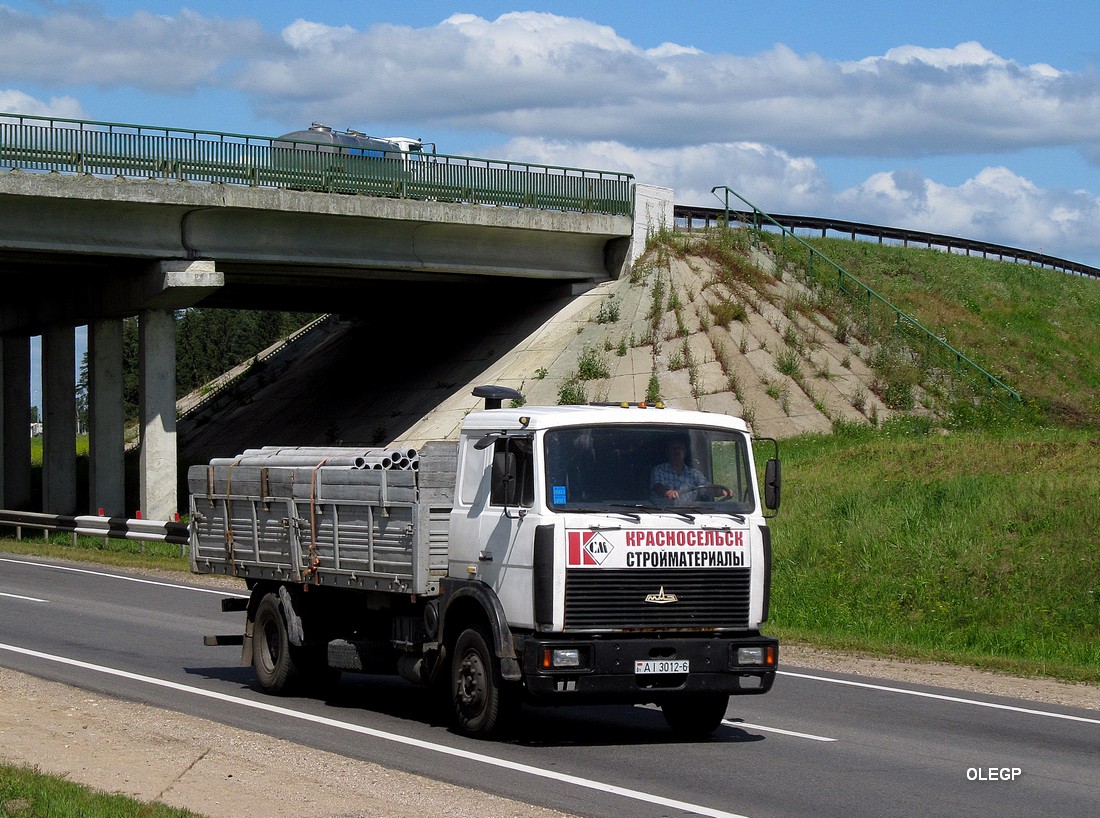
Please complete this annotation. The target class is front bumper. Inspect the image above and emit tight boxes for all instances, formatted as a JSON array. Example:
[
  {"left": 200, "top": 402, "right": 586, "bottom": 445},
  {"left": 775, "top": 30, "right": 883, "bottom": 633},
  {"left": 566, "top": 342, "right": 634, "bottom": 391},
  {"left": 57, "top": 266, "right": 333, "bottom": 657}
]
[{"left": 518, "top": 634, "right": 778, "bottom": 702}]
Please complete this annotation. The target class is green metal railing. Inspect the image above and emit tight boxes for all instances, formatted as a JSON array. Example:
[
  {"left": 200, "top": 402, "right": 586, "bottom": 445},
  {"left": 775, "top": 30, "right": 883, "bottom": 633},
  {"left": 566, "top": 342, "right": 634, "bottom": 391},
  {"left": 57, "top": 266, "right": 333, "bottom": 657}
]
[
  {"left": 711, "top": 185, "right": 1021, "bottom": 404},
  {"left": 0, "top": 113, "right": 635, "bottom": 217}
]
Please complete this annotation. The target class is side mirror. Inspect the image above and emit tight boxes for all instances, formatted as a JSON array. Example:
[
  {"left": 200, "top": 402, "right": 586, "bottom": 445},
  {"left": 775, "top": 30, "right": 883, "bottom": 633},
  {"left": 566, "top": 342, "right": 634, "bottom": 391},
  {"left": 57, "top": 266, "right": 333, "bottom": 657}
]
[
  {"left": 492, "top": 451, "right": 518, "bottom": 506},
  {"left": 763, "top": 458, "right": 781, "bottom": 511}
]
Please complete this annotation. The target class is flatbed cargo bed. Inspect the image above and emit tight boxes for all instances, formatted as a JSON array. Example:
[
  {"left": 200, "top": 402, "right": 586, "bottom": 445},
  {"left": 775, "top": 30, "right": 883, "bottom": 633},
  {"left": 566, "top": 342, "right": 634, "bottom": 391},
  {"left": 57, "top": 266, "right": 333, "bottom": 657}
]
[{"left": 188, "top": 441, "right": 456, "bottom": 595}]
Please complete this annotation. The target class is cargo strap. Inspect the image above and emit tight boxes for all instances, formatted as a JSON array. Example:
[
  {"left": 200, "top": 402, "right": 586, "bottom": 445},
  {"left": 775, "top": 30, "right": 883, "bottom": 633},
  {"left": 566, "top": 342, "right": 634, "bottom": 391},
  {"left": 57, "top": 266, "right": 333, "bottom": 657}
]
[
  {"left": 304, "top": 458, "right": 330, "bottom": 584},
  {"left": 218, "top": 462, "right": 239, "bottom": 569}
]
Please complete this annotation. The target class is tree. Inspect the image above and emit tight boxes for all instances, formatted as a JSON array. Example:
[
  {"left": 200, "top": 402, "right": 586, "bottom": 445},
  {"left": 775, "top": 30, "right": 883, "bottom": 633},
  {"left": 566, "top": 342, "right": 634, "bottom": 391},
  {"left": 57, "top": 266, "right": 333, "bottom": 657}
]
[
  {"left": 76, "top": 353, "right": 88, "bottom": 433},
  {"left": 109, "top": 310, "right": 320, "bottom": 424}
]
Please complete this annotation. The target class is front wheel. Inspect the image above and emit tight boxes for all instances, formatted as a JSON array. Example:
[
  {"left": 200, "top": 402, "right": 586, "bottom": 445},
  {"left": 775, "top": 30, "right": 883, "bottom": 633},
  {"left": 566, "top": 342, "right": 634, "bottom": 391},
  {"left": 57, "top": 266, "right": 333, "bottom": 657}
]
[
  {"left": 450, "top": 626, "right": 515, "bottom": 738},
  {"left": 661, "top": 693, "right": 729, "bottom": 737}
]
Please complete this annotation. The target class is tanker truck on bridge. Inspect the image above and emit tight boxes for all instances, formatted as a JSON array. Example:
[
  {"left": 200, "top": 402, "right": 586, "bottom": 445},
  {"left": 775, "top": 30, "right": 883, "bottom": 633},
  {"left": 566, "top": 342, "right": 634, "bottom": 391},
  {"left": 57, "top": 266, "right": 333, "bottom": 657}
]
[{"left": 190, "top": 385, "right": 781, "bottom": 739}]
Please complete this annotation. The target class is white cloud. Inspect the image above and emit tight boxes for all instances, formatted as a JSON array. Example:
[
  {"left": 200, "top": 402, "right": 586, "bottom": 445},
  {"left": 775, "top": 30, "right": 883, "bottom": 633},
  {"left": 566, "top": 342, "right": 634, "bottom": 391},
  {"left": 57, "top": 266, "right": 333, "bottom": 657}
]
[
  {"left": 503, "top": 135, "right": 1100, "bottom": 263},
  {"left": 834, "top": 165, "right": 1100, "bottom": 258},
  {"left": 281, "top": 18, "right": 356, "bottom": 51},
  {"left": 231, "top": 13, "right": 1100, "bottom": 161},
  {"left": 1, "top": 8, "right": 1097, "bottom": 159},
  {"left": 0, "top": 89, "right": 86, "bottom": 119},
  {"left": 2, "top": 6, "right": 1099, "bottom": 264},
  {"left": 0, "top": 5, "right": 272, "bottom": 93}
]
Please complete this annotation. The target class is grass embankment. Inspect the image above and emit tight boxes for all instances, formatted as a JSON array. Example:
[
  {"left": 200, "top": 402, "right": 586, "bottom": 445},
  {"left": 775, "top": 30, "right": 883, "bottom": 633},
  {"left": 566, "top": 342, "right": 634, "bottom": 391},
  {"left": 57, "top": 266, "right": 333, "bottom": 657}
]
[
  {"left": 0, "top": 764, "right": 201, "bottom": 818},
  {"left": 756, "top": 236, "right": 1100, "bottom": 683},
  {"left": 793, "top": 236, "right": 1100, "bottom": 426},
  {"left": 768, "top": 418, "right": 1100, "bottom": 683}
]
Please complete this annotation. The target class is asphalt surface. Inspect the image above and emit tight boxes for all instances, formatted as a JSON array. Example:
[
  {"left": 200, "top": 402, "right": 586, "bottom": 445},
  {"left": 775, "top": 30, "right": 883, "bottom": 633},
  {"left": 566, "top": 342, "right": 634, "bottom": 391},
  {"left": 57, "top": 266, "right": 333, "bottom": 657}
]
[{"left": 3, "top": 555, "right": 1099, "bottom": 818}]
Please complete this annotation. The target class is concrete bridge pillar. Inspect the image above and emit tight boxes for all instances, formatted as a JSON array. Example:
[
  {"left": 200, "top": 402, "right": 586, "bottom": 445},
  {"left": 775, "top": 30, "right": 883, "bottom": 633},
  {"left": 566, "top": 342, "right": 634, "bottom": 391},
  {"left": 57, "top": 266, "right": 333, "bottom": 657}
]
[
  {"left": 138, "top": 307, "right": 177, "bottom": 521},
  {"left": 42, "top": 325, "right": 77, "bottom": 515},
  {"left": 88, "top": 318, "right": 125, "bottom": 517},
  {"left": 1, "top": 336, "right": 32, "bottom": 510}
]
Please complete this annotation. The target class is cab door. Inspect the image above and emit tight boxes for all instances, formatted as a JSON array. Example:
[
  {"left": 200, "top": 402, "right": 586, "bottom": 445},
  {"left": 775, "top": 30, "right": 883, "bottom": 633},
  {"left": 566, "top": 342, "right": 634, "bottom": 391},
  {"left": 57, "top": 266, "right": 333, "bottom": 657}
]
[{"left": 449, "top": 435, "right": 538, "bottom": 628}]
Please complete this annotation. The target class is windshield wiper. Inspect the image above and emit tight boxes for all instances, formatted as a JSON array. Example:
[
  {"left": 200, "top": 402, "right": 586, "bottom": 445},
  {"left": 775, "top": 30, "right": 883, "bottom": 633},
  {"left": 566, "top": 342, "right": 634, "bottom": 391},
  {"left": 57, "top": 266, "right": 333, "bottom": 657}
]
[
  {"left": 561, "top": 505, "right": 644, "bottom": 523},
  {"left": 605, "top": 503, "right": 690, "bottom": 523},
  {"left": 677, "top": 507, "right": 746, "bottom": 523}
]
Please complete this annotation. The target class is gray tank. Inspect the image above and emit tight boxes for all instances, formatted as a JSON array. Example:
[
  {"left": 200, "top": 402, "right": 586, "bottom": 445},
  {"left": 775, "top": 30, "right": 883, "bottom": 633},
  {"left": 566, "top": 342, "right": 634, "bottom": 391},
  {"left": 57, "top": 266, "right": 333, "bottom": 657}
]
[{"left": 276, "top": 123, "right": 425, "bottom": 156}]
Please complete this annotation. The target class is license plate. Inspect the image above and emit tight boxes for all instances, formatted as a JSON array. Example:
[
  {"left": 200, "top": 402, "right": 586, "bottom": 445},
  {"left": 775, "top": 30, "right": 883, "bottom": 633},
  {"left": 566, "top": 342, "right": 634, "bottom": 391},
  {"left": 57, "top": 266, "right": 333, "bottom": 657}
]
[{"left": 634, "top": 659, "right": 689, "bottom": 674}]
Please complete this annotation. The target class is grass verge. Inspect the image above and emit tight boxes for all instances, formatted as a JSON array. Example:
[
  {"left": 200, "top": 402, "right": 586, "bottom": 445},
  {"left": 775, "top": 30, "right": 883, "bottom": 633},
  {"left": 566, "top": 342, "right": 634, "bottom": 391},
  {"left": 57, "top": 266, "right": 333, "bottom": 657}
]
[
  {"left": 768, "top": 418, "right": 1100, "bottom": 684},
  {"left": 0, "top": 763, "right": 203, "bottom": 818}
]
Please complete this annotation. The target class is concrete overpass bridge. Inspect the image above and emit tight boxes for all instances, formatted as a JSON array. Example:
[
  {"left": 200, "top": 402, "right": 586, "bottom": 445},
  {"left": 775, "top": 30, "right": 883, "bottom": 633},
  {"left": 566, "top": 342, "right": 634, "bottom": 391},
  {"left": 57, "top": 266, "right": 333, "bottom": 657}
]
[{"left": 0, "top": 113, "right": 646, "bottom": 521}]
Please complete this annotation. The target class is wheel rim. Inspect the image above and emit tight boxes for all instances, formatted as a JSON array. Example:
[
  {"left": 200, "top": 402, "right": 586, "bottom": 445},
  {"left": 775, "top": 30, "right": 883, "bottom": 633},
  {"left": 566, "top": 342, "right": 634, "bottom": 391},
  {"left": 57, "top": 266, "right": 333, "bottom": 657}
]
[
  {"left": 258, "top": 614, "right": 280, "bottom": 674},
  {"left": 455, "top": 649, "right": 488, "bottom": 716}
]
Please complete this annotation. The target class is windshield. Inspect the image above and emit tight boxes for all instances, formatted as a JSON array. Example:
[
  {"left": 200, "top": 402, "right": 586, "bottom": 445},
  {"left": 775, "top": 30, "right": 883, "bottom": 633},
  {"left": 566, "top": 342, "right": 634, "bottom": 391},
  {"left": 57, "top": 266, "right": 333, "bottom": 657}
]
[{"left": 544, "top": 424, "right": 754, "bottom": 513}]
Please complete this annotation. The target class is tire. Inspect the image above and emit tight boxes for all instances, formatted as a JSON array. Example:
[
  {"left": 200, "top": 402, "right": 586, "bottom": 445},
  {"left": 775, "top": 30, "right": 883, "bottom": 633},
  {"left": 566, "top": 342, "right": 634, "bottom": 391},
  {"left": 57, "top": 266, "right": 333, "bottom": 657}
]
[
  {"left": 661, "top": 693, "right": 729, "bottom": 737},
  {"left": 252, "top": 592, "right": 303, "bottom": 695},
  {"left": 450, "top": 626, "right": 515, "bottom": 738}
]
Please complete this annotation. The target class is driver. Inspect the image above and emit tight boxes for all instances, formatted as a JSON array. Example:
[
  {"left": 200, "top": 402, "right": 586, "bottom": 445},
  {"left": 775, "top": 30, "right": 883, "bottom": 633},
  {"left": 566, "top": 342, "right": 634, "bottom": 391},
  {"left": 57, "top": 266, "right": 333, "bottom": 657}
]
[{"left": 651, "top": 438, "right": 709, "bottom": 501}]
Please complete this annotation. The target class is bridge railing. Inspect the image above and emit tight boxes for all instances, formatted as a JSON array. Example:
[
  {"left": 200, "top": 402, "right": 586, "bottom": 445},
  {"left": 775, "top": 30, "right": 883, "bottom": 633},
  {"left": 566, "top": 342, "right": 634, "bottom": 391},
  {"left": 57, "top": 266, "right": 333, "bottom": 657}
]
[
  {"left": 0, "top": 112, "right": 635, "bottom": 217},
  {"left": 709, "top": 186, "right": 1021, "bottom": 404}
]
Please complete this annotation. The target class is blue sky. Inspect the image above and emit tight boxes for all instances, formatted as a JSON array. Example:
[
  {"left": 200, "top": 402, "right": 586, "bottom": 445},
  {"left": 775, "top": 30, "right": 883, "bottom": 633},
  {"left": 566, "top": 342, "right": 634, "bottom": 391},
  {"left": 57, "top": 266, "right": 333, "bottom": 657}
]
[
  {"left": 4, "top": 1, "right": 1100, "bottom": 404},
  {"left": 4, "top": 1, "right": 1099, "bottom": 257}
]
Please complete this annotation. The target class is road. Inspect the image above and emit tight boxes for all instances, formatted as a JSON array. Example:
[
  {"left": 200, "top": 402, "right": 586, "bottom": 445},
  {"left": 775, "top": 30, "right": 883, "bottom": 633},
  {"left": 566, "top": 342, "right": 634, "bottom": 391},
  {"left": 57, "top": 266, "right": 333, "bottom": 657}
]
[{"left": 1, "top": 555, "right": 1098, "bottom": 818}]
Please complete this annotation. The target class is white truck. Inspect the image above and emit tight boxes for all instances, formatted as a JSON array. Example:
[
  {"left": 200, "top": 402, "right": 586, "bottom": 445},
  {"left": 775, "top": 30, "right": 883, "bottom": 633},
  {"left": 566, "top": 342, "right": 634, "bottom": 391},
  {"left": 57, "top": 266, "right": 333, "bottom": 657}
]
[{"left": 190, "top": 385, "right": 781, "bottom": 738}]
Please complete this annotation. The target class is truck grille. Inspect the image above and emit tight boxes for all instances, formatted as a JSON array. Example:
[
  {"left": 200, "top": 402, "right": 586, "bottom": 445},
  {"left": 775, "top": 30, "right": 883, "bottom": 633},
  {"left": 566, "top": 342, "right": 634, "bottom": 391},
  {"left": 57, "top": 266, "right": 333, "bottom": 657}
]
[{"left": 564, "top": 568, "right": 751, "bottom": 630}]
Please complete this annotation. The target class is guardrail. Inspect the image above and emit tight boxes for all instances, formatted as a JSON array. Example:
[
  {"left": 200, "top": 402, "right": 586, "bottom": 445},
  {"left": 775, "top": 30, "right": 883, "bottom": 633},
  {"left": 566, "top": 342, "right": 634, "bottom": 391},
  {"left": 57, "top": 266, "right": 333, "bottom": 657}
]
[
  {"left": 708, "top": 186, "right": 1021, "bottom": 403},
  {"left": 674, "top": 204, "right": 1099, "bottom": 280},
  {"left": 0, "top": 112, "right": 635, "bottom": 217},
  {"left": 0, "top": 509, "right": 189, "bottom": 553}
]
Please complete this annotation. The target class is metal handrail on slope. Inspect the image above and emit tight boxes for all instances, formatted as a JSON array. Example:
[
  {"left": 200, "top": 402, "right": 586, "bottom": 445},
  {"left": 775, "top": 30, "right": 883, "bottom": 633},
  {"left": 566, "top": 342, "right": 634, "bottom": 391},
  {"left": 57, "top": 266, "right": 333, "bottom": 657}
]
[
  {"left": 710, "top": 185, "right": 1021, "bottom": 403},
  {"left": 674, "top": 204, "right": 1099, "bottom": 280}
]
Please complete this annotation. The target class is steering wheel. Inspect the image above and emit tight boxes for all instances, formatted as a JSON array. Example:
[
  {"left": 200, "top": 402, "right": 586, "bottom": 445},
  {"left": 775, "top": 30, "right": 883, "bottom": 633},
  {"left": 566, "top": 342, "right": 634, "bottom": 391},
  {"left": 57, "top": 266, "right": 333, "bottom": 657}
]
[{"left": 687, "top": 484, "right": 734, "bottom": 501}]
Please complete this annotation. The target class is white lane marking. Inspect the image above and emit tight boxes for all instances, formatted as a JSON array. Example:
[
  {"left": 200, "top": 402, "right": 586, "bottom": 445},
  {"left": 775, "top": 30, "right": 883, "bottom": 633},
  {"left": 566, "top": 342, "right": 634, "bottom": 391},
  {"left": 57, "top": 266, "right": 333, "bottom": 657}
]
[
  {"left": 779, "top": 670, "right": 1100, "bottom": 725},
  {"left": 725, "top": 720, "right": 837, "bottom": 742},
  {"left": 0, "top": 557, "right": 248, "bottom": 598},
  {"left": 0, "top": 591, "right": 47, "bottom": 603},
  {"left": 636, "top": 704, "right": 837, "bottom": 742},
  {"left": 0, "top": 642, "right": 755, "bottom": 818}
]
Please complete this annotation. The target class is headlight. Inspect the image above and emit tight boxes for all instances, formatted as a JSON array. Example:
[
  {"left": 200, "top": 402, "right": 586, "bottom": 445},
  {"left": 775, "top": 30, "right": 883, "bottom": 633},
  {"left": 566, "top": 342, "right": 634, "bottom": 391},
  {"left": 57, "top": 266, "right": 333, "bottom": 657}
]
[
  {"left": 737, "top": 647, "right": 764, "bottom": 665},
  {"left": 541, "top": 646, "right": 583, "bottom": 669}
]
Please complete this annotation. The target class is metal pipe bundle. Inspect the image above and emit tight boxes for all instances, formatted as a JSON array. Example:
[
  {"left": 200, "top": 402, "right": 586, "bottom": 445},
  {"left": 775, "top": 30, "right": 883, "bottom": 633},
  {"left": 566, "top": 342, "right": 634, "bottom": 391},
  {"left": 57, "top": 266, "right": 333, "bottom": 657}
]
[{"left": 210, "top": 445, "right": 420, "bottom": 471}]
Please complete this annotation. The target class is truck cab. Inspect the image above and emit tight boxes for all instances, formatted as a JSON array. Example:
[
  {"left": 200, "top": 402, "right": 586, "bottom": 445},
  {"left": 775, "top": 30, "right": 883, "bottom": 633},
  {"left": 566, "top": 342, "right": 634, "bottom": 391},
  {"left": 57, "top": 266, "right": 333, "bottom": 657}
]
[{"left": 441, "top": 389, "right": 779, "bottom": 736}]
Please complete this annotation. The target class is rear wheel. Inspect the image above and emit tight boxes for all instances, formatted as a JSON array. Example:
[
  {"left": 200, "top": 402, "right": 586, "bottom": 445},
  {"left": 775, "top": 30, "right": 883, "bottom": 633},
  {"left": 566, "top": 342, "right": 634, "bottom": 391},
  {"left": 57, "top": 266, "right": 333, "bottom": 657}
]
[
  {"left": 451, "top": 626, "right": 515, "bottom": 738},
  {"left": 661, "top": 693, "right": 729, "bottom": 737},
  {"left": 252, "top": 592, "right": 303, "bottom": 694}
]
